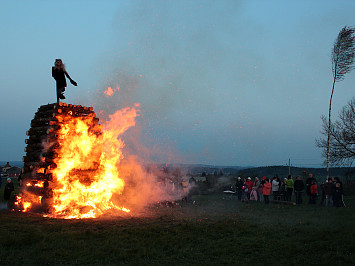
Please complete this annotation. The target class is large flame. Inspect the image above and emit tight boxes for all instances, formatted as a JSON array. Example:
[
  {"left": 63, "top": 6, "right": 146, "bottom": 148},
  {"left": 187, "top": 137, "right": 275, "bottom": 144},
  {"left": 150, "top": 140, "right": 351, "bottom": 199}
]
[
  {"left": 19, "top": 103, "right": 140, "bottom": 219},
  {"left": 50, "top": 105, "right": 139, "bottom": 218}
]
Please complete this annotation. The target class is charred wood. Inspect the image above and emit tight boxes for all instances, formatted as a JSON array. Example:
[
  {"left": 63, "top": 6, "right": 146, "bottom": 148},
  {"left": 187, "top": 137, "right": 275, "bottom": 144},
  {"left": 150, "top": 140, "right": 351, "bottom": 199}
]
[
  {"left": 31, "top": 117, "right": 58, "bottom": 126},
  {"left": 24, "top": 142, "right": 44, "bottom": 151},
  {"left": 26, "top": 125, "right": 60, "bottom": 136},
  {"left": 26, "top": 133, "right": 59, "bottom": 144},
  {"left": 22, "top": 172, "right": 53, "bottom": 181},
  {"left": 24, "top": 161, "right": 57, "bottom": 171},
  {"left": 34, "top": 109, "right": 58, "bottom": 118}
]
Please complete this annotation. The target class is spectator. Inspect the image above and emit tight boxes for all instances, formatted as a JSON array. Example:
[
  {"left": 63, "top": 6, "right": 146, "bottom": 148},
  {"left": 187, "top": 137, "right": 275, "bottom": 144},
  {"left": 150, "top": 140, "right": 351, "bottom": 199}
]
[
  {"left": 252, "top": 177, "right": 260, "bottom": 201},
  {"left": 18, "top": 172, "right": 23, "bottom": 187},
  {"left": 245, "top": 177, "right": 253, "bottom": 200},
  {"left": 4, "top": 178, "right": 14, "bottom": 201},
  {"left": 241, "top": 185, "right": 249, "bottom": 203},
  {"left": 333, "top": 182, "right": 342, "bottom": 207},
  {"left": 310, "top": 180, "right": 318, "bottom": 204},
  {"left": 333, "top": 177, "right": 345, "bottom": 207},
  {"left": 323, "top": 178, "right": 334, "bottom": 207},
  {"left": 279, "top": 179, "right": 287, "bottom": 201},
  {"left": 235, "top": 177, "right": 244, "bottom": 201},
  {"left": 258, "top": 177, "right": 266, "bottom": 202},
  {"left": 263, "top": 179, "right": 271, "bottom": 204},
  {"left": 181, "top": 179, "right": 189, "bottom": 202},
  {"left": 306, "top": 173, "right": 316, "bottom": 204},
  {"left": 285, "top": 175, "right": 294, "bottom": 202},
  {"left": 271, "top": 176, "right": 280, "bottom": 200},
  {"left": 319, "top": 179, "right": 327, "bottom": 206},
  {"left": 294, "top": 176, "right": 304, "bottom": 205}
]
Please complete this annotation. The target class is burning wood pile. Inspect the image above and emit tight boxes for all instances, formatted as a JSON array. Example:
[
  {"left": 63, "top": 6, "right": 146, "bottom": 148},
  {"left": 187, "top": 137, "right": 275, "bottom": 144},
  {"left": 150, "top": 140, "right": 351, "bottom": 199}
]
[
  {"left": 15, "top": 100, "right": 142, "bottom": 218},
  {"left": 18, "top": 102, "right": 101, "bottom": 214}
]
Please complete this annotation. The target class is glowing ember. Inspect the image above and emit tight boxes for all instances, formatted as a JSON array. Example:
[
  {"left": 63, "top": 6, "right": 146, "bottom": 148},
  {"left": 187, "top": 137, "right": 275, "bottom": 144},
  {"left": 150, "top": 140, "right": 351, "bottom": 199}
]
[
  {"left": 104, "top": 86, "right": 119, "bottom": 96},
  {"left": 15, "top": 196, "right": 32, "bottom": 212}
]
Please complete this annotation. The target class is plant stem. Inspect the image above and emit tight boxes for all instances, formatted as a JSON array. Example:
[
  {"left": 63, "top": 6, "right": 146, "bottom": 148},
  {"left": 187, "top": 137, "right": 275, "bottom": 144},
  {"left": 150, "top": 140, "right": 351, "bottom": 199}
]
[{"left": 327, "top": 77, "right": 336, "bottom": 178}]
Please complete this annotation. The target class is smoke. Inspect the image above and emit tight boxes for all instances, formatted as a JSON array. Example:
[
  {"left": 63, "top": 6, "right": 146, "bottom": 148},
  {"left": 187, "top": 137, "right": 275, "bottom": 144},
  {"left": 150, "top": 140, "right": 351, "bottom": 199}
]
[
  {"left": 75, "top": 2, "right": 247, "bottom": 214},
  {"left": 88, "top": 0, "right": 249, "bottom": 165},
  {"left": 98, "top": 0, "right": 245, "bottom": 116},
  {"left": 84, "top": 0, "right": 355, "bottom": 167},
  {"left": 112, "top": 156, "right": 177, "bottom": 214}
]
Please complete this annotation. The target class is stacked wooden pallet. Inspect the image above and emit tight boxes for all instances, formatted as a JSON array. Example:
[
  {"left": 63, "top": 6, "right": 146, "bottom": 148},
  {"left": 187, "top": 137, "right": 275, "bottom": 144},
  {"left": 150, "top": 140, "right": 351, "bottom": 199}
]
[{"left": 21, "top": 102, "right": 100, "bottom": 200}]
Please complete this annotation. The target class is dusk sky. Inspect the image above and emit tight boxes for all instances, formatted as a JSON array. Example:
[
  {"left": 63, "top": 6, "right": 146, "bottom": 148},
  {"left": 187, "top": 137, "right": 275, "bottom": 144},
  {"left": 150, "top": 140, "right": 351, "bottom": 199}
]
[{"left": 1, "top": 0, "right": 354, "bottom": 167}]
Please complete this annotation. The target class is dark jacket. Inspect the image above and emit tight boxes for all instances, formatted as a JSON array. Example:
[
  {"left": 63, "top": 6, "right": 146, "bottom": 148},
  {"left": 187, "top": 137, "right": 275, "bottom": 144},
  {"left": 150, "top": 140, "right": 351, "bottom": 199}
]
[
  {"left": 52, "top": 67, "right": 75, "bottom": 88},
  {"left": 323, "top": 183, "right": 334, "bottom": 195},
  {"left": 294, "top": 179, "right": 305, "bottom": 192},
  {"left": 306, "top": 177, "right": 315, "bottom": 195},
  {"left": 4, "top": 181, "right": 14, "bottom": 200},
  {"left": 235, "top": 180, "right": 244, "bottom": 192}
]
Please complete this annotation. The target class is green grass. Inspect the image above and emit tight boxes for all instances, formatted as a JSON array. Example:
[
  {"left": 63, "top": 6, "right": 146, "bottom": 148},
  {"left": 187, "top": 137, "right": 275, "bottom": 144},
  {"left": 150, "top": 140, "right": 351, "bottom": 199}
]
[{"left": 0, "top": 183, "right": 354, "bottom": 265}]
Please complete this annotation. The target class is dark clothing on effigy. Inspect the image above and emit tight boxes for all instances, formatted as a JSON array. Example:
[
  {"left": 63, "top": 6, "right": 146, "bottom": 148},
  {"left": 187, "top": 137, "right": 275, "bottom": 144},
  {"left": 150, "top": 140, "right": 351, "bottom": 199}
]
[
  {"left": 52, "top": 67, "right": 76, "bottom": 103},
  {"left": 52, "top": 67, "right": 72, "bottom": 89}
]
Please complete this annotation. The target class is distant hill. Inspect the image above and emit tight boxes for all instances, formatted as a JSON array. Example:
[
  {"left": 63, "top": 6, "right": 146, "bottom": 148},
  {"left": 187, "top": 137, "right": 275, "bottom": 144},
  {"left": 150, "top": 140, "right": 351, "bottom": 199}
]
[
  {"left": 2, "top": 161, "right": 353, "bottom": 182},
  {"left": 237, "top": 166, "right": 355, "bottom": 181},
  {"left": 154, "top": 163, "right": 249, "bottom": 175},
  {"left": 159, "top": 164, "right": 355, "bottom": 181}
]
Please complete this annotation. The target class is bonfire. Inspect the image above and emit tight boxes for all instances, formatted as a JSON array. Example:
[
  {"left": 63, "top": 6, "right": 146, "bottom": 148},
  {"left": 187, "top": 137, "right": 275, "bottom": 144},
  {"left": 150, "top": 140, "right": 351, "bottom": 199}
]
[{"left": 16, "top": 101, "right": 139, "bottom": 219}]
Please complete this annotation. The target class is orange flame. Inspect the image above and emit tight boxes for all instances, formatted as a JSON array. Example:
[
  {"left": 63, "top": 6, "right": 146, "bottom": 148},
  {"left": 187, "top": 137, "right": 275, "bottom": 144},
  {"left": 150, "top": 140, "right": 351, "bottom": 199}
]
[
  {"left": 20, "top": 104, "right": 140, "bottom": 219},
  {"left": 47, "top": 105, "right": 139, "bottom": 219},
  {"left": 15, "top": 196, "right": 32, "bottom": 212}
]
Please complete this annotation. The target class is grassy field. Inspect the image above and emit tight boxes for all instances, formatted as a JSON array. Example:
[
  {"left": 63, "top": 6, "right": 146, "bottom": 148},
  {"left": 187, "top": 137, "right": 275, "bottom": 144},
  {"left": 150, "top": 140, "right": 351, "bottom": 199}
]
[
  {"left": 0, "top": 197, "right": 354, "bottom": 264},
  {"left": 0, "top": 177, "right": 354, "bottom": 265}
]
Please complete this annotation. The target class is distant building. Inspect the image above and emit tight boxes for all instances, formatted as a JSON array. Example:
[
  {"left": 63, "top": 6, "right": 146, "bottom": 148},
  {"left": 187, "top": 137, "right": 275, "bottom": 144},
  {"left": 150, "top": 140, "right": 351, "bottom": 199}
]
[
  {"left": 3, "top": 162, "right": 11, "bottom": 171},
  {"left": 1, "top": 162, "right": 21, "bottom": 178},
  {"left": 6, "top": 167, "right": 21, "bottom": 178}
]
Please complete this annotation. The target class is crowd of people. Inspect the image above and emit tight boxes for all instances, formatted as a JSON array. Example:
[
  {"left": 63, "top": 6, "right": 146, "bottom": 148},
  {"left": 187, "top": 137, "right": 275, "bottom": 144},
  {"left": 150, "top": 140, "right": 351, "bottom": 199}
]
[{"left": 232, "top": 173, "right": 345, "bottom": 207}]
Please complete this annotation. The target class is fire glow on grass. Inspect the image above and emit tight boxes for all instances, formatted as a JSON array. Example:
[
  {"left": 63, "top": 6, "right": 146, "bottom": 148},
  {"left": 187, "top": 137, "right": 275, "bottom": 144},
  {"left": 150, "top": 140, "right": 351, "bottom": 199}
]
[
  {"left": 50, "top": 104, "right": 139, "bottom": 219},
  {"left": 18, "top": 101, "right": 140, "bottom": 219}
]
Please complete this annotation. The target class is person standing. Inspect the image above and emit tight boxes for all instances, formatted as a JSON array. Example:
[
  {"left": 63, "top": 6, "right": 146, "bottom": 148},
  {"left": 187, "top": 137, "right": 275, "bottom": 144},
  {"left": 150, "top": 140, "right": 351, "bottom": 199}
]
[
  {"left": 310, "top": 180, "right": 318, "bottom": 204},
  {"left": 323, "top": 178, "right": 334, "bottom": 207},
  {"left": 271, "top": 176, "right": 280, "bottom": 201},
  {"left": 258, "top": 177, "right": 266, "bottom": 202},
  {"left": 245, "top": 177, "right": 253, "bottom": 200},
  {"left": 235, "top": 177, "right": 244, "bottom": 201},
  {"left": 52, "top": 59, "right": 77, "bottom": 103},
  {"left": 235, "top": 176, "right": 244, "bottom": 200},
  {"left": 279, "top": 179, "right": 287, "bottom": 201},
  {"left": 333, "top": 182, "right": 342, "bottom": 207},
  {"left": 241, "top": 184, "right": 249, "bottom": 203},
  {"left": 333, "top": 177, "right": 345, "bottom": 207},
  {"left": 294, "top": 176, "right": 304, "bottom": 205},
  {"left": 263, "top": 179, "right": 271, "bottom": 204},
  {"left": 285, "top": 175, "right": 294, "bottom": 202},
  {"left": 4, "top": 178, "right": 14, "bottom": 201},
  {"left": 252, "top": 177, "right": 260, "bottom": 201},
  {"left": 306, "top": 173, "right": 316, "bottom": 204},
  {"left": 319, "top": 180, "right": 327, "bottom": 206}
]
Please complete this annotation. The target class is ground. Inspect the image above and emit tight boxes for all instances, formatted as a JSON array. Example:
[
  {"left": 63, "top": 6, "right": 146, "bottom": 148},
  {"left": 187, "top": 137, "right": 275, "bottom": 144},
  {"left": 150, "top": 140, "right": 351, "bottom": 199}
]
[{"left": 0, "top": 178, "right": 354, "bottom": 265}]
